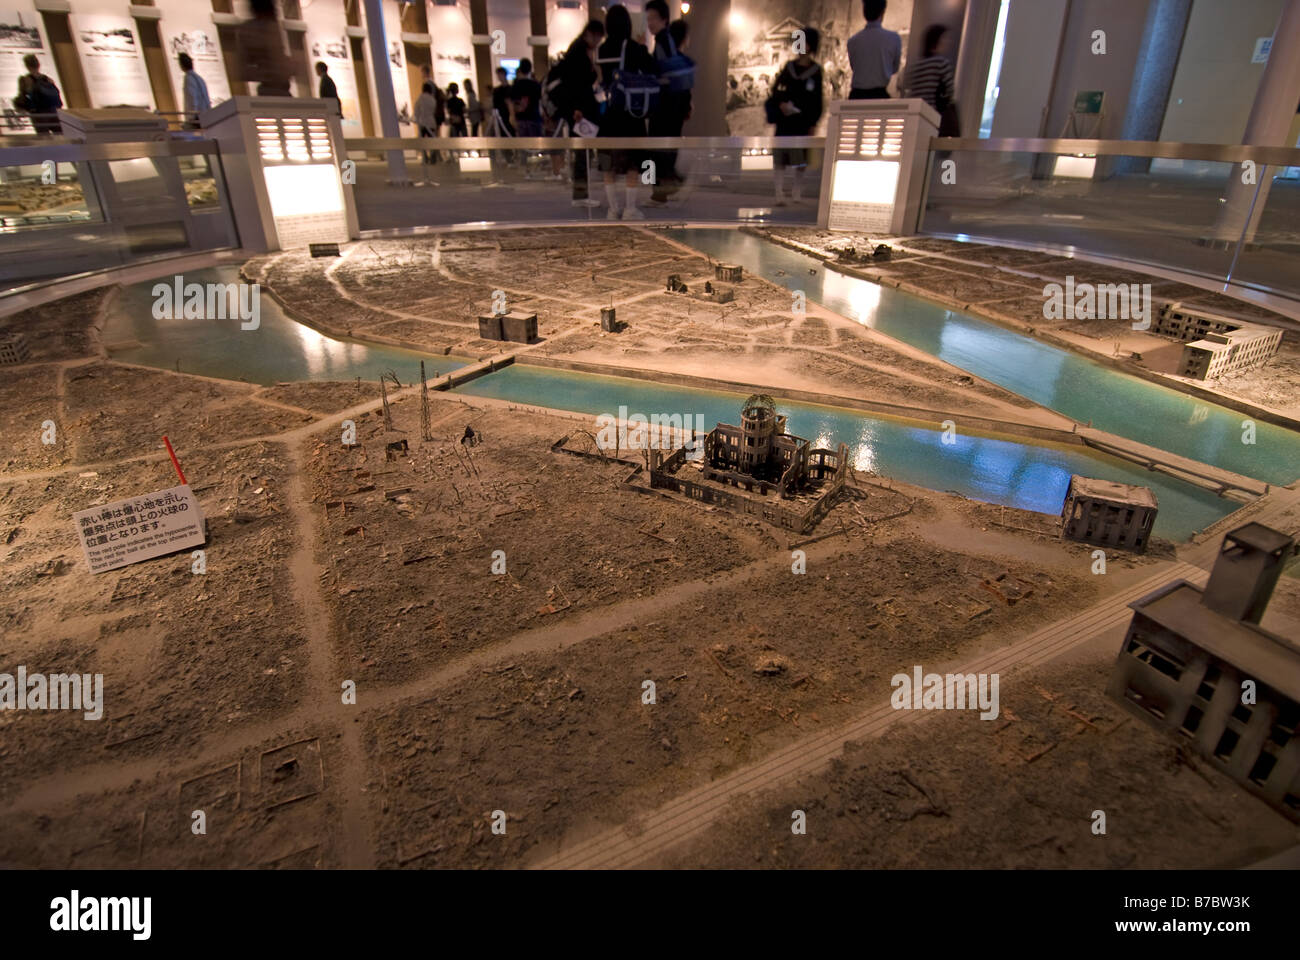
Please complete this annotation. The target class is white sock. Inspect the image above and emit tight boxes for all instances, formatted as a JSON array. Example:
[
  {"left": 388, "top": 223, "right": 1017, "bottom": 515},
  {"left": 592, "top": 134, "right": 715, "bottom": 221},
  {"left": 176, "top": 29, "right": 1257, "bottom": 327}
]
[
  {"left": 624, "top": 184, "right": 640, "bottom": 211},
  {"left": 604, "top": 182, "right": 621, "bottom": 212},
  {"left": 792, "top": 168, "right": 804, "bottom": 200}
]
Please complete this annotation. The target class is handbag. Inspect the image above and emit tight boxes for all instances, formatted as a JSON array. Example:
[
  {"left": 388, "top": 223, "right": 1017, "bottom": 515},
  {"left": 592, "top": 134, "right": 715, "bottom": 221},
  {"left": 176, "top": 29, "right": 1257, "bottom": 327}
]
[{"left": 609, "top": 40, "right": 660, "bottom": 118}]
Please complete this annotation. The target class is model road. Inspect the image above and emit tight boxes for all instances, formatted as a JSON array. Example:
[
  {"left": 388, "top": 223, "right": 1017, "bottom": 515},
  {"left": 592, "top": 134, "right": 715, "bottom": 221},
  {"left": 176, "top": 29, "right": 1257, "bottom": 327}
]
[{"left": 531, "top": 489, "right": 1299, "bottom": 869}]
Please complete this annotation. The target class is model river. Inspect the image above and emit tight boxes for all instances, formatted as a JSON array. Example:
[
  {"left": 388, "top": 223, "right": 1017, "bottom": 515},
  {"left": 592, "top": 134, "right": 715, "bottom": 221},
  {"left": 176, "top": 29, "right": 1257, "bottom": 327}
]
[
  {"left": 675, "top": 228, "right": 1300, "bottom": 487},
  {"left": 102, "top": 262, "right": 1291, "bottom": 542}
]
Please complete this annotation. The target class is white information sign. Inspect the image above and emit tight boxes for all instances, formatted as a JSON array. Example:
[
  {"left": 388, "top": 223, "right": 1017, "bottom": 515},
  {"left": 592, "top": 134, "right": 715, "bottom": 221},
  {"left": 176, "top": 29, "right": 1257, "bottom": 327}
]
[
  {"left": 70, "top": 14, "right": 156, "bottom": 110},
  {"left": 74, "top": 484, "right": 205, "bottom": 575}
]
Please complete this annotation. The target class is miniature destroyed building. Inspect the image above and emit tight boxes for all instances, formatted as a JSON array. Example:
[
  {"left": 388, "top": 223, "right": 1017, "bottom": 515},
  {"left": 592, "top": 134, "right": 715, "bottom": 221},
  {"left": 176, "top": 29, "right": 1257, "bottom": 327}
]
[
  {"left": 1154, "top": 302, "right": 1282, "bottom": 380},
  {"left": 1107, "top": 523, "right": 1300, "bottom": 822},
  {"left": 477, "top": 311, "right": 537, "bottom": 344},
  {"left": 648, "top": 397, "right": 851, "bottom": 534},
  {"left": 0, "top": 332, "right": 31, "bottom": 364},
  {"left": 1061, "top": 475, "right": 1157, "bottom": 553}
]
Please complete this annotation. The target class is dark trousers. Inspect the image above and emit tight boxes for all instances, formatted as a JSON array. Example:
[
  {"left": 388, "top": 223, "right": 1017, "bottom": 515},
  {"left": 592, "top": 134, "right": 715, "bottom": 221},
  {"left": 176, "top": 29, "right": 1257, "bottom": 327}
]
[
  {"left": 849, "top": 87, "right": 890, "bottom": 99},
  {"left": 572, "top": 148, "right": 589, "bottom": 199}
]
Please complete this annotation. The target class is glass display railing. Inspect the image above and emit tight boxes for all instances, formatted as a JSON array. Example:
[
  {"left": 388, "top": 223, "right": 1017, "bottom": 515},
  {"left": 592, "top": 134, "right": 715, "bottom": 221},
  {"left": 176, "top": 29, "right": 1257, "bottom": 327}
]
[
  {"left": 919, "top": 138, "right": 1300, "bottom": 305},
  {"left": 342, "top": 135, "right": 825, "bottom": 231},
  {"left": 0, "top": 138, "right": 239, "bottom": 292}
]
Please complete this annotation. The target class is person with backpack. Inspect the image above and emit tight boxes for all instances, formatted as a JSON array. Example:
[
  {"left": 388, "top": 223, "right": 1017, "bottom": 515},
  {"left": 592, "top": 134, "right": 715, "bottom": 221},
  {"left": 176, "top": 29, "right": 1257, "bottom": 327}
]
[
  {"left": 14, "top": 55, "right": 62, "bottom": 135},
  {"left": 647, "top": 14, "right": 694, "bottom": 205},
  {"left": 767, "top": 26, "right": 823, "bottom": 205},
  {"left": 446, "top": 82, "right": 468, "bottom": 136},
  {"left": 510, "top": 59, "right": 543, "bottom": 137},
  {"left": 551, "top": 20, "right": 605, "bottom": 207},
  {"left": 595, "top": 4, "right": 657, "bottom": 220}
]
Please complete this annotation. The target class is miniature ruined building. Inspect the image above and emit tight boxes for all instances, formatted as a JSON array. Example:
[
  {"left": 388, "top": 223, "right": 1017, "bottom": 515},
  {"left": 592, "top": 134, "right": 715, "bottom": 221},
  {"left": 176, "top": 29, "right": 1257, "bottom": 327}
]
[
  {"left": 715, "top": 263, "right": 743, "bottom": 282},
  {"left": 0, "top": 332, "right": 31, "bottom": 364},
  {"left": 1107, "top": 523, "right": 1300, "bottom": 822},
  {"left": 704, "top": 401, "right": 821, "bottom": 495},
  {"left": 1061, "top": 475, "right": 1157, "bottom": 553},
  {"left": 647, "top": 398, "right": 851, "bottom": 535},
  {"left": 477, "top": 311, "right": 537, "bottom": 343},
  {"left": 1154, "top": 302, "right": 1282, "bottom": 380}
]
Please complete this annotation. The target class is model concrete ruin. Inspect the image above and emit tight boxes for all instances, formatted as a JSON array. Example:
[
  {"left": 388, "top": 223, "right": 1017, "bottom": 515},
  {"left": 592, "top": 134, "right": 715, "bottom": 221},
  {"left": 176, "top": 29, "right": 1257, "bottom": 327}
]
[
  {"left": 1107, "top": 523, "right": 1300, "bottom": 822},
  {"left": 715, "top": 263, "right": 743, "bottom": 282},
  {"left": 648, "top": 397, "right": 850, "bottom": 534},
  {"left": 1061, "top": 475, "right": 1157, "bottom": 553},
  {"left": 477, "top": 311, "right": 537, "bottom": 344},
  {"left": 1154, "top": 302, "right": 1282, "bottom": 380},
  {"left": 0, "top": 332, "right": 30, "bottom": 364}
]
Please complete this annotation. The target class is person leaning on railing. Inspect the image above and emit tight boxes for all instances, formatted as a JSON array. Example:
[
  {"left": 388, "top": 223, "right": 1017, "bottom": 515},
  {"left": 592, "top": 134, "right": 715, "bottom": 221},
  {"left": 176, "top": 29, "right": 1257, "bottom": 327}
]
[{"left": 14, "top": 54, "right": 62, "bottom": 135}]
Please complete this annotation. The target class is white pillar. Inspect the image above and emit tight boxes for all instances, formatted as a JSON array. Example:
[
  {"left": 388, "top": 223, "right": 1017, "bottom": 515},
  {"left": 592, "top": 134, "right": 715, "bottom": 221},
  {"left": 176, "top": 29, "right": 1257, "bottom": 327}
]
[
  {"left": 953, "top": 0, "right": 1003, "bottom": 139},
  {"left": 1213, "top": 0, "right": 1300, "bottom": 243},
  {"left": 363, "top": 0, "right": 410, "bottom": 185}
]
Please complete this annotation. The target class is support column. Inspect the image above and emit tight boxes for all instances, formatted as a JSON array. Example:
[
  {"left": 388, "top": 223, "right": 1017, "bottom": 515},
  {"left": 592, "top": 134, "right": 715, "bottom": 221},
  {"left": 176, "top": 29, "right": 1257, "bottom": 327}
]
[
  {"left": 529, "top": 0, "right": 549, "bottom": 73},
  {"left": 363, "top": 0, "right": 409, "bottom": 184},
  {"left": 470, "top": 0, "right": 494, "bottom": 109},
  {"left": 1114, "top": 0, "right": 1191, "bottom": 175},
  {"left": 953, "top": 0, "right": 1002, "bottom": 140},
  {"left": 1213, "top": 0, "right": 1300, "bottom": 243},
  {"left": 682, "top": 0, "right": 729, "bottom": 135}
]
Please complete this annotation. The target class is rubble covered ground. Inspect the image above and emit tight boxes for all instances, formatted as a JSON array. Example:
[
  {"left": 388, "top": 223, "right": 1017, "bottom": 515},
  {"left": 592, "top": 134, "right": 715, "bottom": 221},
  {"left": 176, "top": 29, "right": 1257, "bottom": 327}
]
[
  {"left": 655, "top": 656, "right": 1299, "bottom": 869},
  {"left": 758, "top": 227, "right": 1300, "bottom": 423},
  {"left": 245, "top": 229, "right": 1058, "bottom": 428},
  {"left": 0, "top": 241, "right": 1296, "bottom": 871}
]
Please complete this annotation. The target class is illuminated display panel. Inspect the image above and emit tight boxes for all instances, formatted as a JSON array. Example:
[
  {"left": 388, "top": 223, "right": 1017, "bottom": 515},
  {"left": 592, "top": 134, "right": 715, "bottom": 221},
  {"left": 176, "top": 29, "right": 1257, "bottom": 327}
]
[
  {"left": 263, "top": 163, "right": 347, "bottom": 247},
  {"left": 827, "top": 159, "right": 899, "bottom": 232}
]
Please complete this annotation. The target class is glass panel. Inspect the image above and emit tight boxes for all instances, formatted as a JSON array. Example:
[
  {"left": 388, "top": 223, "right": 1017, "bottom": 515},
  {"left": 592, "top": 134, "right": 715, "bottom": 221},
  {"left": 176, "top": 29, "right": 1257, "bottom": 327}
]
[
  {"left": 918, "top": 148, "right": 1250, "bottom": 289},
  {"left": 0, "top": 159, "right": 96, "bottom": 228},
  {"left": 0, "top": 145, "right": 238, "bottom": 291},
  {"left": 346, "top": 139, "right": 824, "bottom": 230},
  {"left": 1229, "top": 164, "right": 1300, "bottom": 300}
]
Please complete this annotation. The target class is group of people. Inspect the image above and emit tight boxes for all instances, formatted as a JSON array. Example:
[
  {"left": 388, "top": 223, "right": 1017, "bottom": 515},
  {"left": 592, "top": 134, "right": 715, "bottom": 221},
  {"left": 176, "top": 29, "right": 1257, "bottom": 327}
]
[
  {"left": 414, "top": 74, "right": 484, "bottom": 168},
  {"left": 483, "top": 0, "right": 697, "bottom": 218},
  {"left": 847, "top": 0, "right": 958, "bottom": 126},
  {"left": 11, "top": 0, "right": 960, "bottom": 212}
]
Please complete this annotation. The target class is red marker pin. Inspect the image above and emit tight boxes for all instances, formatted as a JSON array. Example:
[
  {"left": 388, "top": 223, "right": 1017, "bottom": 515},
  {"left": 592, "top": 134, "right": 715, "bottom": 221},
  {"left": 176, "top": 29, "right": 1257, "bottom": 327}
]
[{"left": 162, "top": 435, "right": 187, "bottom": 486}]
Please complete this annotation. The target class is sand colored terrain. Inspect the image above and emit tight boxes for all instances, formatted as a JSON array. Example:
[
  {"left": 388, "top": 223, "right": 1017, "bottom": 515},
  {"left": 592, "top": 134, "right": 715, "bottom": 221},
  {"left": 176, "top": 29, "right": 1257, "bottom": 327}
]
[{"left": 0, "top": 239, "right": 1296, "bottom": 870}]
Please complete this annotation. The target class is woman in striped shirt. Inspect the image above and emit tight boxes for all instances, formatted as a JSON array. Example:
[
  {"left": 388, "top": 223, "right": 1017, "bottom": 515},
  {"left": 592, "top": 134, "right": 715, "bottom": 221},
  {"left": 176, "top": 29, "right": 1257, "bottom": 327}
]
[{"left": 901, "top": 24, "right": 955, "bottom": 115}]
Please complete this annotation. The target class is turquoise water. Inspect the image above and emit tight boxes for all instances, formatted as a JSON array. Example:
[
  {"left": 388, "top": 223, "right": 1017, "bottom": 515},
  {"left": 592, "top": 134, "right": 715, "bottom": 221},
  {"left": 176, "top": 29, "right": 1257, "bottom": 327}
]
[
  {"left": 103, "top": 267, "right": 468, "bottom": 385},
  {"left": 675, "top": 228, "right": 1300, "bottom": 486},
  {"left": 101, "top": 262, "right": 1241, "bottom": 540},
  {"left": 457, "top": 363, "right": 1234, "bottom": 540}
]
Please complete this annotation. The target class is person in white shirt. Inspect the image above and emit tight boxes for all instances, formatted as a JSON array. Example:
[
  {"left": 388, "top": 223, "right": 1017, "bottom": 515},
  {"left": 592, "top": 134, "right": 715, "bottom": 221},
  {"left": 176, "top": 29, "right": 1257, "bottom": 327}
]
[
  {"left": 178, "top": 53, "right": 210, "bottom": 128},
  {"left": 846, "top": 0, "right": 901, "bottom": 99}
]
